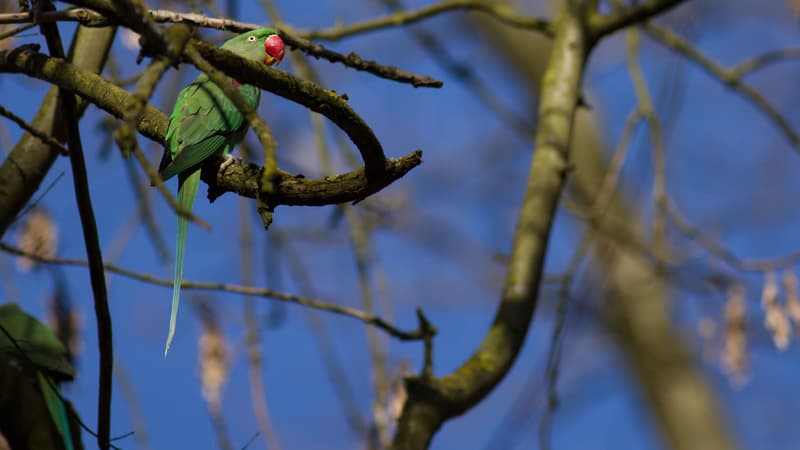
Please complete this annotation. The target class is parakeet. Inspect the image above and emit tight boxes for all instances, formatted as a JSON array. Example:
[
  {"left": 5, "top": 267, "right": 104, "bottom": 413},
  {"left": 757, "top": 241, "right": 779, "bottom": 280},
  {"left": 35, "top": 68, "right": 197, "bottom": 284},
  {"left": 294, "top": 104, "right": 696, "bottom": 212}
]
[
  {"left": 158, "top": 28, "right": 285, "bottom": 356},
  {"left": 0, "top": 304, "right": 78, "bottom": 450}
]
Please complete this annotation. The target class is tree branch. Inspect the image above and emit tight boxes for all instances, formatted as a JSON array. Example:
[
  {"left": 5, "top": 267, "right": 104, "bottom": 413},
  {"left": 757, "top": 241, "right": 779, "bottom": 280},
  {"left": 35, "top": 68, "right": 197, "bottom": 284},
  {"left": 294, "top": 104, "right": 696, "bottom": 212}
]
[
  {"left": 391, "top": 3, "right": 591, "bottom": 448},
  {"left": 0, "top": 103, "right": 69, "bottom": 155},
  {"left": 34, "top": 2, "right": 113, "bottom": 447},
  {"left": 190, "top": 39, "right": 389, "bottom": 177},
  {"left": 0, "top": 241, "right": 429, "bottom": 341},
  {"left": 0, "top": 45, "right": 422, "bottom": 207},
  {"left": 200, "top": 151, "right": 422, "bottom": 205},
  {"left": 589, "top": 0, "right": 686, "bottom": 39},
  {"left": 0, "top": 25, "right": 115, "bottom": 238},
  {"left": 299, "top": 0, "right": 552, "bottom": 41},
  {"left": 644, "top": 23, "right": 800, "bottom": 151},
  {"left": 8, "top": 1, "right": 443, "bottom": 88}
]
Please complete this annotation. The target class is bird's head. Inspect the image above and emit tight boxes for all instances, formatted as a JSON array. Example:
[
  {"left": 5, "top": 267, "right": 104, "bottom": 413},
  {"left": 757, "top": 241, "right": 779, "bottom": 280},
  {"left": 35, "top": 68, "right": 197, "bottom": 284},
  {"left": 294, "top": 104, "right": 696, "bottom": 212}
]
[{"left": 222, "top": 28, "right": 285, "bottom": 66}]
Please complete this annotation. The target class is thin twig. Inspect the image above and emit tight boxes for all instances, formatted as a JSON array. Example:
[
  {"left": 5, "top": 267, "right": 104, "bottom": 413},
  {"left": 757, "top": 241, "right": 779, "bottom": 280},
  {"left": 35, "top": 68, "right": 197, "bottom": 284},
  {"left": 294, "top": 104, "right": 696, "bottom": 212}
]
[
  {"left": 0, "top": 104, "right": 69, "bottom": 155},
  {"left": 113, "top": 360, "right": 153, "bottom": 450},
  {"left": 274, "top": 235, "right": 371, "bottom": 438},
  {"left": 35, "top": 1, "right": 113, "bottom": 446},
  {"left": 590, "top": 0, "right": 686, "bottom": 39},
  {"left": 123, "top": 157, "right": 170, "bottom": 263},
  {"left": 626, "top": 28, "right": 667, "bottom": 254},
  {"left": 1, "top": 44, "right": 422, "bottom": 192},
  {"left": 0, "top": 22, "right": 37, "bottom": 41},
  {"left": 123, "top": 132, "right": 212, "bottom": 230},
  {"left": 270, "top": 17, "right": 391, "bottom": 441},
  {"left": 0, "top": 8, "right": 110, "bottom": 26},
  {"left": 109, "top": 0, "right": 165, "bottom": 60},
  {"left": 539, "top": 234, "right": 590, "bottom": 450},
  {"left": 299, "top": 0, "right": 553, "bottom": 41},
  {"left": 0, "top": 241, "right": 429, "bottom": 341},
  {"left": 3, "top": 3, "right": 443, "bottom": 88},
  {"left": 278, "top": 30, "right": 443, "bottom": 88},
  {"left": 589, "top": 109, "right": 643, "bottom": 218},
  {"left": 377, "top": 0, "right": 534, "bottom": 138},
  {"left": 644, "top": 23, "right": 800, "bottom": 151},
  {"left": 666, "top": 201, "right": 800, "bottom": 272},
  {"left": 730, "top": 47, "right": 800, "bottom": 79},
  {"left": 239, "top": 194, "right": 282, "bottom": 450}
]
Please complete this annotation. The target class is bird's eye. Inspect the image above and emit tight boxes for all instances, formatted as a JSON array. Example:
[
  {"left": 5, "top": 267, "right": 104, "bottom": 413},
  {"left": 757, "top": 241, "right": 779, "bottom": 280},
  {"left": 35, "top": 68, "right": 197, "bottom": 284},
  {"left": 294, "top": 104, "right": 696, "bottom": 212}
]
[{"left": 248, "top": 36, "right": 256, "bottom": 42}]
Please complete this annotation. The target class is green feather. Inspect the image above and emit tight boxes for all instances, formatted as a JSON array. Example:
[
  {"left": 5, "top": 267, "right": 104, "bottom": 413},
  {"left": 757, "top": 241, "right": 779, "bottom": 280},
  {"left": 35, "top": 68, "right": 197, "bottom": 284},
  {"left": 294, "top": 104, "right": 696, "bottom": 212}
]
[
  {"left": 38, "top": 372, "right": 74, "bottom": 450},
  {"left": 164, "top": 169, "right": 200, "bottom": 356},
  {"left": 0, "top": 304, "right": 76, "bottom": 449},
  {"left": 159, "top": 28, "right": 279, "bottom": 356}
]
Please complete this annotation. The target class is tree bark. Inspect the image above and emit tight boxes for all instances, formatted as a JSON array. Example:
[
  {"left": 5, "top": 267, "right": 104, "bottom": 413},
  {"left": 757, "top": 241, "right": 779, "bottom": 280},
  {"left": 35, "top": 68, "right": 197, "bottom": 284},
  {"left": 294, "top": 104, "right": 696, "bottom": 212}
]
[{"left": 0, "top": 25, "right": 115, "bottom": 238}]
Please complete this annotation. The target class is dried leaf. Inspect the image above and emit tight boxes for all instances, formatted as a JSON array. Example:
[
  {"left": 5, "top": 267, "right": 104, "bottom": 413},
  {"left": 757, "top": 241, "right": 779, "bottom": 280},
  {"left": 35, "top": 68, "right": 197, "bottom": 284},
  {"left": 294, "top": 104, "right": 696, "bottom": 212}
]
[
  {"left": 15, "top": 207, "right": 58, "bottom": 272},
  {"left": 197, "top": 301, "right": 229, "bottom": 412},
  {"left": 762, "top": 272, "right": 790, "bottom": 350},
  {"left": 783, "top": 270, "right": 800, "bottom": 325},
  {"left": 723, "top": 284, "right": 748, "bottom": 386}
]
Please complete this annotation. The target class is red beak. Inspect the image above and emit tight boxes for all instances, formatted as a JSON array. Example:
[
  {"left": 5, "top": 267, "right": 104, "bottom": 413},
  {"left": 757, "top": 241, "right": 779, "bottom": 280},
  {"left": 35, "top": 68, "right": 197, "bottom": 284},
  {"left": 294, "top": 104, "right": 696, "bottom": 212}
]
[{"left": 264, "top": 34, "right": 285, "bottom": 65}]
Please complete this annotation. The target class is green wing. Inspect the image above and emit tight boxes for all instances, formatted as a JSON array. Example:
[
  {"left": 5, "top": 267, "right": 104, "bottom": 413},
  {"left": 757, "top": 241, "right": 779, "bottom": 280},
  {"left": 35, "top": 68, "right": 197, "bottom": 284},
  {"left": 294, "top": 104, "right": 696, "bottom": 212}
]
[
  {"left": 0, "top": 304, "right": 76, "bottom": 449},
  {"left": 38, "top": 372, "right": 74, "bottom": 450},
  {"left": 159, "top": 76, "right": 259, "bottom": 180}
]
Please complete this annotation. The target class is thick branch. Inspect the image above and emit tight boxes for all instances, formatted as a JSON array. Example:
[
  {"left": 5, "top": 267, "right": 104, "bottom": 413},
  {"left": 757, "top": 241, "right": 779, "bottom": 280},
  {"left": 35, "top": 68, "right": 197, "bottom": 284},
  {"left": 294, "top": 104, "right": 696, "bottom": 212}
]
[
  {"left": 0, "top": 45, "right": 420, "bottom": 207},
  {"left": 191, "top": 39, "right": 388, "bottom": 178},
  {"left": 0, "top": 26, "right": 115, "bottom": 238},
  {"left": 391, "top": 3, "right": 590, "bottom": 449},
  {"left": 202, "top": 151, "right": 422, "bottom": 205}
]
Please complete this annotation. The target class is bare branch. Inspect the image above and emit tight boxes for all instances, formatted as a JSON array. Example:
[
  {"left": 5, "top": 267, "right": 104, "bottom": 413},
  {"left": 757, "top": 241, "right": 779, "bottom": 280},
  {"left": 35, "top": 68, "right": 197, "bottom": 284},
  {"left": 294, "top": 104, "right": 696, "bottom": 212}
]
[
  {"left": 729, "top": 47, "right": 800, "bottom": 79},
  {"left": 201, "top": 151, "right": 421, "bottom": 205},
  {"left": 34, "top": 2, "right": 113, "bottom": 446},
  {"left": 277, "top": 32, "right": 443, "bottom": 88},
  {"left": 590, "top": 0, "right": 686, "bottom": 39},
  {"left": 0, "top": 242, "right": 430, "bottom": 341},
  {"left": 116, "top": 128, "right": 212, "bottom": 230},
  {"left": 666, "top": 200, "right": 800, "bottom": 272},
  {"left": 0, "top": 45, "right": 422, "bottom": 207},
  {"left": 298, "top": 0, "right": 553, "bottom": 41},
  {"left": 4, "top": 2, "right": 443, "bottom": 88},
  {"left": 0, "top": 104, "right": 69, "bottom": 155},
  {"left": 644, "top": 23, "right": 800, "bottom": 151},
  {"left": 0, "top": 25, "right": 115, "bottom": 238},
  {"left": 392, "top": 3, "right": 591, "bottom": 448},
  {"left": 625, "top": 28, "right": 667, "bottom": 252}
]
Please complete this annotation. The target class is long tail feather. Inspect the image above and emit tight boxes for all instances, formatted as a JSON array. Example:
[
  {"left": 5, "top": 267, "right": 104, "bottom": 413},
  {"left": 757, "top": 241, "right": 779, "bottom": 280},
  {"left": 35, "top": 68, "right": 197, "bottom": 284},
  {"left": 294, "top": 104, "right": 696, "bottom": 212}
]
[{"left": 165, "top": 168, "right": 201, "bottom": 356}]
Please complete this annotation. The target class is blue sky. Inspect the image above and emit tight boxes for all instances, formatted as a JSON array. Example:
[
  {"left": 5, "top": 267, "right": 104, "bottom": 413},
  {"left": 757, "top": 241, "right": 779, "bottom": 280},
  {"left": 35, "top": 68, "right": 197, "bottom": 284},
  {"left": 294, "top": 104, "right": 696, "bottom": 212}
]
[{"left": 3, "top": 1, "right": 800, "bottom": 449}]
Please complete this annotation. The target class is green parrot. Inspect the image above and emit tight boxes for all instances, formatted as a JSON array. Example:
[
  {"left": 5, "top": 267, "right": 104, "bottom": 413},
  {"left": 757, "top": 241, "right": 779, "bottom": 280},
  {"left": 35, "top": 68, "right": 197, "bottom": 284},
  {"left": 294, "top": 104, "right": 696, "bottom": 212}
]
[
  {"left": 0, "top": 304, "right": 78, "bottom": 450},
  {"left": 158, "top": 28, "right": 285, "bottom": 356}
]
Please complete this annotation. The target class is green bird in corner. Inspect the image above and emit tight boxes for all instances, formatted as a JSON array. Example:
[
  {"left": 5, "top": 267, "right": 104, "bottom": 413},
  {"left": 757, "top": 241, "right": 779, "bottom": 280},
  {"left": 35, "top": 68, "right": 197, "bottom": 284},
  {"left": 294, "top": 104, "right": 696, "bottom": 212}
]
[{"left": 158, "top": 28, "right": 285, "bottom": 356}]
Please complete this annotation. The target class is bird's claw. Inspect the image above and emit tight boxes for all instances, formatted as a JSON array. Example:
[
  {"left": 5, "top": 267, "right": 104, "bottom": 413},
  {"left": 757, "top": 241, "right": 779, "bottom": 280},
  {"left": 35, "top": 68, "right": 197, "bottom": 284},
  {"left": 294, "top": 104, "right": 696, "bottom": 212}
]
[{"left": 218, "top": 155, "right": 241, "bottom": 174}]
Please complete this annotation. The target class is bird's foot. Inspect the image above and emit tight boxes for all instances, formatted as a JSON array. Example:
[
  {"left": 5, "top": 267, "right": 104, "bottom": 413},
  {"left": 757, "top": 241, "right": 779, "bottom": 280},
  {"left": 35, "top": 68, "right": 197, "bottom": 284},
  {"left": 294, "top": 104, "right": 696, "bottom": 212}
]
[{"left": 218, "top": 155, "right": 241, "bottom": 174}]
